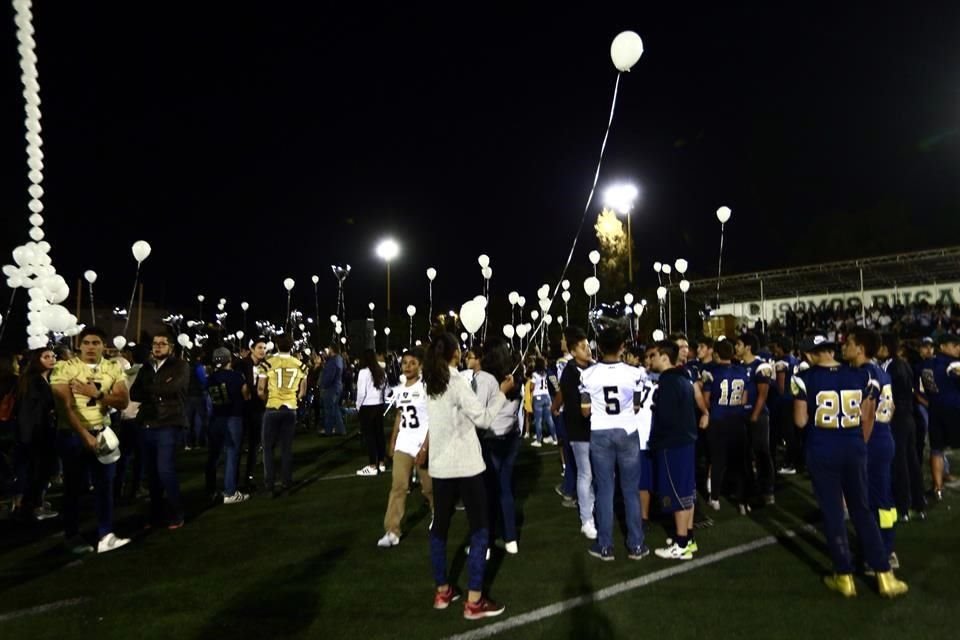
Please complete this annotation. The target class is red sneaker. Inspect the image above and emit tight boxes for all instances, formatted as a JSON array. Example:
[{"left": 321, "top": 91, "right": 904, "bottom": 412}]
[
  {"left": 433, "top": 586, "right": 461, "bottom": 610},
  {"left": 464, "top": 596, "right": 506, "bottom": 620}
]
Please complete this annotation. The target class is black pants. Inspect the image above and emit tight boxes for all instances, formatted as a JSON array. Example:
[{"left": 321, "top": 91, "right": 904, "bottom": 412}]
[
  {"left": 358, "top": 405, "right": 386, "bottom": 466},
  {"left": 772, "top": 401, "right": 803, "bottom": 470},
  {"left": 707, "top": 416, "right": 748, "bottom": 503},
  {"left": 242, "top": 409, "right": 263, "bottom": 486},
  {"left": 891, "top": 415, "right": 926, "bottom": 513},
  {"left": 114, "top": 419, "right": 142, "bottom": 500},
  {"left": 747, "top": 413, "right": 774, "bottom": 497}
]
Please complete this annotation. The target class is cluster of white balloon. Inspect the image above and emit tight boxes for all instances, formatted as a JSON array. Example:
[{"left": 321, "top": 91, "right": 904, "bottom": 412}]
[{"left": 3, "top": 0, "right": 79, "bottom": 350}]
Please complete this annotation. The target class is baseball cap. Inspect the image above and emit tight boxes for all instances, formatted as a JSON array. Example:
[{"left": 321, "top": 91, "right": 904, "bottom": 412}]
[
  {"left": 96, "top": 427, "right": 121, "bottom": 465},
  {"left": 212, "top": 347, "right": 232, "bottom": 365},
  {"left": 799, "top": 334, "right": 835, "bottom": 353},
  {"left": 921, "top": 337, "right": 934, "bottom": 345},
  {"left": 938, "top": 334, "right": 960, "bottom": 346}
]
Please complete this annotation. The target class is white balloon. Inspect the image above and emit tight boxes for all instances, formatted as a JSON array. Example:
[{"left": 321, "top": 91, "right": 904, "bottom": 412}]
[
  {"left": 502, "top": 324, "right": 515, "bottom": 339},
  {"left": 508, "top": 291, "right": 519, "bottom": 305},
  {"left": 459, "top": 300, "right": 486, "bottom": 334},
  {"left": 662, "top": 264, "right": 672, "bottom": 275},
  {"left": 236, "top": 330, "right": 244, "bottom": 340},
  {"left": 265, "top": 341, "right": 275, "bottom": 352},
  {"left": 330, "top": 315, "right": 338, "bottom": 323},
  {"left": 544, "top": 314, "right": 553, "bottom": 326},
  {"left": 611, "top": 31, "right": 644, "bottom": 72},
  {"left": 36, "top": 241, "right": 50, "bottom": 254},
  {"left": 477, "top": 254, "right": 490, "bottom": 269},
  {"left": 28, "top": 287, "right": 44, "bottom": 300},
  {"left": 219, "top": 298, "right": 226, "bottom": 305},
  {"left": 657, "top": 286, "right": 667, "bottom": 301},
  {"left": 28, "top": 213, "right": 43, "bottom": 226},
  {"left": 131, "top": 240, "right": 152, "bottom": 263},
  {"left": 27, "top": 335, "right": 47, "bottom": 350},
  {"left": 653, "top": 261, "right": 662, "bottom": 272},
  {"left": 516, "top": 324, "right": 529, "bottom": 338},
  {"left": 28, "top": 199, "right": 43, "bottom": 213},
  {"left": 633, "top": 303, "right": 643, "bottom": 315},
  {"left": 539, "top": 298, "right": 551, "bottom": 313},
  {"left": 241, "top": 302, "right": 249, "bottom": 311},
  {"left": 311, "top": 275, "right": 319, "bottom": 284},
  {"left": 7, "top": 275, "right": 24, "bottom": 288},
  {"left": 426, "top": 267, "right": 437, "bottom": 281},
  {"left": 652, "top": 330, "right": 665, "bottom": 342},
  {"left": 335, "top": 325, "right": 342, "bottom": 334},
  {"left": 460, "top": 332, "right": 469, "bottom": 342},
  {"left": 177, "top": 333, "right": 191, "bottom": 347},
  {"left": 283, "top": 277, "right": 295, "bottom": 291},
  {"left": 383, "top": 327, "right": 391, "bottom": 336},
  {"left": 561, "top": 290, "right": 571, "bottom": 303},
  {"left": 2, "top": 265, "right": 17, "bottom": 277},
  {"left": 197, "top": 294, "right": 205, "bottom": 302},
  {"left": 588, "top": 250, "right": 600, "bottom": 265},
  {"left": 84, "top": 270, "right": 97, "bottom": 284},
  {"left": 472, "top": 295, "right": 488, "bottom": 309},
  {"left": 28, "top": 184, "right": 43, "bottom": 199},
  {"left": 717, "top": 206, "right": 732, "bottom": 224},
  {"left": 517, "top": 296, "right": 526, "bottom": 308},
  {"left": 641, "top": 299, "right": 647, "bottom": 306},
  {"left": 531, "top": 310, "right": 540, "bottom": 321},
  {"left": 675, "top": 259, "right": 688, "bottom": 274},
  {"left": 113, "top": 336, "right": 127, "bottom": 350},
  {"left": 583, "top": 277, "right": 600, "bottom": 297},
  {"left": 482, "top": 266, "right": 493, "bottom": 280},
  {"left": 27, "top": 298, "right": 42, "bottom": 311},
  {"left": 624, "top": 293, "right": 634, "bottom": 305},
  {"left": 539, "top": 284, "right": 550, "bottom": 300},
  {"left": 680, "top": 279, "right": 691, "bottom": 293},
  {"left": 406, "top": 305, "right": 417, "bottom": 318},
  {"left": 561, "top": 279, "right": 570, "bottom": 291},
  {"left": 27, "top": 322, "right": 47, "bottom": 336},
  {"left": 368, "top": 301, "right": 375, "bottom": 311}
]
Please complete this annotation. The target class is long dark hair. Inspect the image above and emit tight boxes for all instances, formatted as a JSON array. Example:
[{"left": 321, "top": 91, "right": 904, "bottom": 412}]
[
  {"left": 17, "top": 348, "right": 53, "bottom": 399},
  {"left": 423, "top": 332, "right": 459, "bottom": 397},
  {"left": 361, "top": 349, "right": 385, "bottom": 389},
  {"left": 482, "top": 338, "right": 520, "bottom": 401}
]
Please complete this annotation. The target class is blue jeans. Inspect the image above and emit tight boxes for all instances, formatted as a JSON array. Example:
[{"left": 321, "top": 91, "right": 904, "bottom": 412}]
[
  {"left": 262, "top": 408, "right": 296, "bottom": 489},
  {"left": 806, "top": 429, "right": 889, "bottom": 574},
  {"left": 141, "top": 426, "right": 184, "bottom": 524},
  {"left": 323, "top": 388, "right": 345, "bottom": 435},
  {"left": 206, "top": 416, "right": 244, "bottom": 497},
  {"left": 481, "top": 432, "right": 521, "bottom": 543},
  {"left": 590, "top": 429, "right": 643, "bottom": 550},
  {"left": 533, "top": 395, "right": 556, "bottom": 442},
  {"left": 571, "top": 441, "right": 595, "bottom": 526},
  {"left": 57, "top": 430, "right": 115, "bottom": 539}
]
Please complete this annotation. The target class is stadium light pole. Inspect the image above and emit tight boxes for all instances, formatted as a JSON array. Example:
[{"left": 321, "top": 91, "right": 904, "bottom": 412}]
[
  {"left": 603, "top": 183, "right": 639, "bottom": 283},
  {"left": 376, "top": 238, "right": 399, "bottom": 325}
]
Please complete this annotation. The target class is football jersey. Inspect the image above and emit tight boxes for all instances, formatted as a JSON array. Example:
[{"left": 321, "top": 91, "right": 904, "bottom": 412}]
[
  {"left": 742, "top": 358, "right": 775, "bottom": 414},
  {"left": 531, "top": 371, "right": 551, "bottom": 397},
  {"left": 579, "top": 361, "right": 645, "bottom": 433},
  {"left": 702, "top": 363, "right": 749, "bottom": 422},
  {"left": 859, "top": 361, "right": 892, "bottom": 424},
  {"left": 264, "top": 353, "right": 307, "bottom": 410},
  {"left": 635, "top": 373, "right": 657, "bottom": 449},
  {"left": 392, "top": 378, "right": 429, "bottom": 457},
  {"left": 920, "top": 354, "right": 960, "bottom": 409},
  {"left": 51, "top": 357, "right": 126, "bottom": 430},
  {"left": 774, "top": 354, "right": 799, "bottom": 400},
  {"left": 792, "top": 364, "right": 872, "bottom": 430}
]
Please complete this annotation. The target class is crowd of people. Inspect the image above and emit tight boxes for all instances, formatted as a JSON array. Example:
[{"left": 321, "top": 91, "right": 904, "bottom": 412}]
[{"left": 1, "top": 307, "right": 958, "bottom": 618}]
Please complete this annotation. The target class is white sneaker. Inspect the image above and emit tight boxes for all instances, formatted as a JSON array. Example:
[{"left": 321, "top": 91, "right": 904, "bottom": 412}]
[
  {"left": 709, "top": 499, "right": 721, "bottom": 511},
  {"left": 777, "top": 466, "right": 797, "bottom": 476},
  {"left": 356, "top": 465, "right": 378, "bottom": 476},
  {"left": 223, "top": 492, "right": 250, "bottom": 504},
  {"left": 531, "top": 441, "right": 542, "bottom": 448},
  {"left": 580, "top": 521, "right": 598, "bottom": 540},
  {"left": 654, "top": 542, "right": 693, "bottom": 561},
  {"left": 505, "top": 541, "right": 519, "bottom": 555},
  {"left": 543, "top": 437, "right": 555, "bottom": 445},
  {"left": 97, "top": 533, "right": 131, "bottom": 554},
  {"left": 377, "top": 531, "right": 400, "bottom": 548}
]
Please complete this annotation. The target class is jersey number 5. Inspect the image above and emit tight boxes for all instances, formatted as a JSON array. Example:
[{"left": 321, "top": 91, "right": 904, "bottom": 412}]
[{"left": 603, "top": 386, "right": 620, "bottom": 415}]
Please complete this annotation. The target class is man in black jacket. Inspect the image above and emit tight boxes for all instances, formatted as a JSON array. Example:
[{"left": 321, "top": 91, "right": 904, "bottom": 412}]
[{"left": 131, "top": 330, "right": 189, "bottom": 529}]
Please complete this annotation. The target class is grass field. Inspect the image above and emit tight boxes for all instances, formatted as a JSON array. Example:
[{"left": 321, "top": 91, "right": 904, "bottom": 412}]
[{"left": 0, "top": 417, "right": 958, "bottom": 640}]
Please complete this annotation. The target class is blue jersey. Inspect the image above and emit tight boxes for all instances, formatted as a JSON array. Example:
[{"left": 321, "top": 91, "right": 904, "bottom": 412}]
[
  {"left": 774, "top": 354, "right": 799, "bottom": 401},
  {"left": 919, "top": 354, "right": 960, "bottom": 410},
  {"left": 742, "top": 358, "right": 775, "bottom": 414},
  {"left": 683, "top": 359, "right": 707, "bottom": 384},
  {"left": 859, "top": 361, "right": 892, "bottom": 424},
  {"left": 702, "top": 363, "right": 749, "bottom": 422},
  {"left": 792, "top": 364, "right": 872, "bottom": 431}
]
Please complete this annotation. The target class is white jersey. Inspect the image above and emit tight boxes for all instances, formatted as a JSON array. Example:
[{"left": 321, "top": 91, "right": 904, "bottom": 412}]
[
  {"left": 579, "top": 362, "right": 646, "bottom": 434},
  {"left": 636, "top": 374, "right": 657, "bottom": 450},
  {"left": 532, "top": 371, "right": 551, "bottom": 398},
  {"left": 392, "top": 379, "right": 429, "bottom": 457}
]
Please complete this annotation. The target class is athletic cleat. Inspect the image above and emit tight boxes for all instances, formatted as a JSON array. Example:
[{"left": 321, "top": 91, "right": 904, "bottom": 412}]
[
  {"left": 433, "top": 585, "right": 461, "bottom": 610},
  {"left": 531, "top": 440, "right": 542, "bottom": 448},
  {"left": 823, "top": 573, "right": 857, "bottom": 597},
  {"left": 504, "top": 541, "right": 519, "bottom": 555},
  {"left": 709, "top": 499, "right": 721, "bottom": 511},
  {"left": 223, "top": 492, "right": 250, "bottom": 504},
  {"left": 877, "top": 571, "right": 908, "bottom": 598},
  {"left": 666, "top": 538, "right": 698, "bottom": 553},
  {"left": 463, "top": 596, "right": 506, "bottom": 620},
  {"left": 655, "top": 542, "right": 693, "bottom": 561},
  {"left": 356, "top": 465, "right": 378, "bottom": 476},
  {"left": 543, "top": 437, "right": 555, "bottom": 445},
  {"left": 97, "top": 533, "right": 131, "bottom": 554},
  {"left": 580, "top": 520, "right": 598, "bottom": 540},
  {"left": 588, "top": 542, "right": 615, "bottom": 561},
  {"left": 627, "top": 545, "right": 651, "bottom": 560},
  {"left": 377, "top": 531, "right": 400, "bottom": 548}
]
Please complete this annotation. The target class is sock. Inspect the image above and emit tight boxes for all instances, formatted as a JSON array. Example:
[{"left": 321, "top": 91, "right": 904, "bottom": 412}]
[{"left": 675, "top": 534, "right": 688, "bottom": 548}]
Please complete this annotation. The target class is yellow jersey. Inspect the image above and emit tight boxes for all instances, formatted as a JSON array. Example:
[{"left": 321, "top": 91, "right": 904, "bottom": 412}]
[
  {"left": 51, "top": 357, "right": 126, "bottom": 430},
  {"left": 264, "top": 353, "right": 307, "bottom": 410}
]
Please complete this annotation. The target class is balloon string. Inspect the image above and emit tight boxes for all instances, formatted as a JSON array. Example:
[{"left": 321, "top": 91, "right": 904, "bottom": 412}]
[
  {"left": 716, "top": 222, "right": 725, "bottom": 308},
  {"left": 122, "top": 264, "right": 140, "bottom": 337},
  {"left": 511, "top": 72, "right": 622, "bottom": 374},
  {"left": 88, "top": 283, "right": 96, "bottom": 325},
  {"left": 0, "top": 288, "right": 17, "bottom": 344}
]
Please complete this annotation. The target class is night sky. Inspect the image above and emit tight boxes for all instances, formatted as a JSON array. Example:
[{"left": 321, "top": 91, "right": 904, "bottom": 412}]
[{"left": 1, "top": 3, "right": 958, "bottom": 340}]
